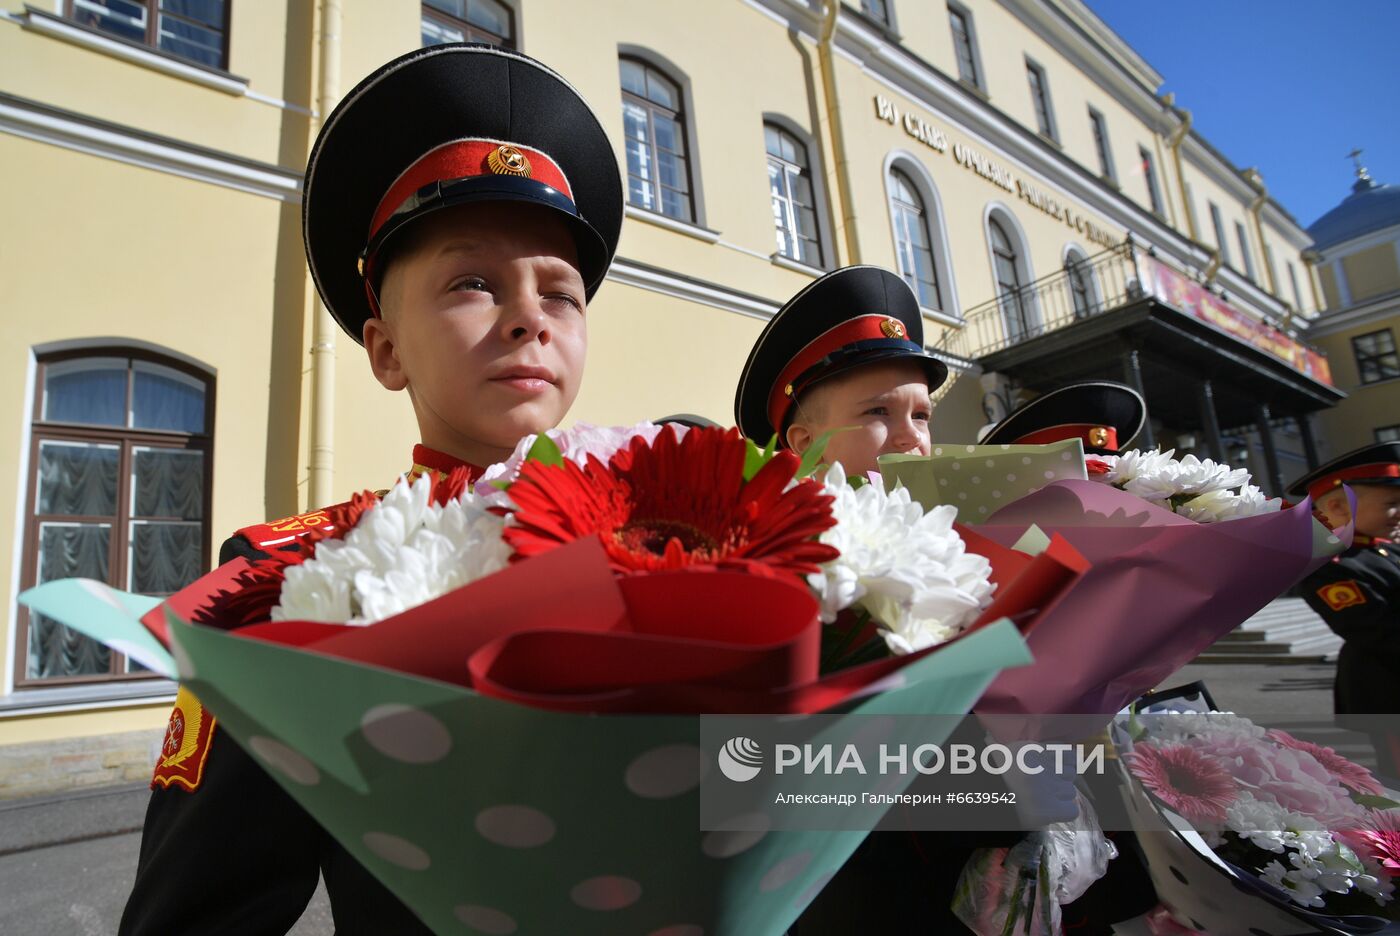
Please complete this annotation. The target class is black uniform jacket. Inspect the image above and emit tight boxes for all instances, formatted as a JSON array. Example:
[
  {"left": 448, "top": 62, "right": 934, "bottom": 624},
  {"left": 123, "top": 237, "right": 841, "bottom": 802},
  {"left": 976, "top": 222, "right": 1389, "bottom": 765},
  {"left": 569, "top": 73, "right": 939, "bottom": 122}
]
[
  {"left": 1300, "top": 537, "right": 1400, "bottom": 715},
  {"left": 118, "top": 533, "right": 433, "bottom": 936}
]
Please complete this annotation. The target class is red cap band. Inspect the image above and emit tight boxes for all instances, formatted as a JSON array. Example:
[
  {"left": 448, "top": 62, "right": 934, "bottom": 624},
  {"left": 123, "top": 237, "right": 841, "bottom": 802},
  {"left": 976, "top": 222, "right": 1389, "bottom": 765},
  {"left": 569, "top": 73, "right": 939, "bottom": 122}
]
[
  {"left": 1307, "top": 462, "right": 1400, "bottom": 501},
  {"left": 368, "top": 139, "right": 572, "bottom": 241},
  {"left": 360, "top": 139, "right": 573, "bottom": 320},
  {"left": 1015, "top": 423, "right": 1119, "bottom": 452},
  {"left": 767, "top": 314, "right": 915, "bottom": 434}
]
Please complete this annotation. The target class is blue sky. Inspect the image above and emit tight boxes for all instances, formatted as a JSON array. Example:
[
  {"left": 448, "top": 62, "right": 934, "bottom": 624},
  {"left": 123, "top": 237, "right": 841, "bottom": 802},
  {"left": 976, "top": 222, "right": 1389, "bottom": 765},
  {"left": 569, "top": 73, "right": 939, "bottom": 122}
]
[{"left": 1083, "top": 0, "right": 1400, "bottom": 229}]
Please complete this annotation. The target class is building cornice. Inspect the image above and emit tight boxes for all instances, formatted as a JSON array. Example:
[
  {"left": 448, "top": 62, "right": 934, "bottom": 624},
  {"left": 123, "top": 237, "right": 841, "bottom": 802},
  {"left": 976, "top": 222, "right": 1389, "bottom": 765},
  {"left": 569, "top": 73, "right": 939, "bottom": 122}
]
[
  {"left": 1305, "top": 289, "right": 1400, "bottom": 337},
  {"left": 829, "top": 16, "right": 1216, "bottom": 270},
  {"left": 0, "top": 92, "right": 302, "bottom": 202}
]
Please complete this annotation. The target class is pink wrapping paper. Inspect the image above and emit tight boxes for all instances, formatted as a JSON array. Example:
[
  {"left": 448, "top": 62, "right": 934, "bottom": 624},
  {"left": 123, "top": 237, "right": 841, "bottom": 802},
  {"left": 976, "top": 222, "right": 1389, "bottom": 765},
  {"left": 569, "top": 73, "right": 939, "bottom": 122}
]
[{"left": 973, "top": 480, "right": 1351, "bottom": 716}]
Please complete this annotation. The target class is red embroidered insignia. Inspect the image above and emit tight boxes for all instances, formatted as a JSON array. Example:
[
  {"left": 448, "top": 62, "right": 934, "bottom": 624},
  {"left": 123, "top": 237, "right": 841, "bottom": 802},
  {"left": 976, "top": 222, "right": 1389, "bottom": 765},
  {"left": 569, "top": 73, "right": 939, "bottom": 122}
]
[
  {"left": 1317, "top": 580, "right": 1366, "bottom": 613},
  {"left": 152, "top": 686, "right": 216, "bottom": 792}
]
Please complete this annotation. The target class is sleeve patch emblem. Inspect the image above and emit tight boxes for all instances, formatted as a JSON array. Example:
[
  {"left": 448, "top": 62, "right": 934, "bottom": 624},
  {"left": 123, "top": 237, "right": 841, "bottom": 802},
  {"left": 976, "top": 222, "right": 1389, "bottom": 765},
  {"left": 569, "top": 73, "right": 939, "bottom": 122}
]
[
  {"left": 1318, "top": 579, "right": 1367, "bottom": 612},
  {"left": 152, "top": 685, "right": 217, "bottom": 792}
]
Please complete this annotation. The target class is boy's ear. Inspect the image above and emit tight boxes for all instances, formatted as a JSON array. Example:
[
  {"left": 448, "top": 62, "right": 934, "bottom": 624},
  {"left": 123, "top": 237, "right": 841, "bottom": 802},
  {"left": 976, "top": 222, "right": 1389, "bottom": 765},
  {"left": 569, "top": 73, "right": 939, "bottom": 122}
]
[
  {"left": 363, "top": 317, "right": 408, "bottom": 392},
  {"left": 785, "top": 422, "right": 813, "bottom": 455}
]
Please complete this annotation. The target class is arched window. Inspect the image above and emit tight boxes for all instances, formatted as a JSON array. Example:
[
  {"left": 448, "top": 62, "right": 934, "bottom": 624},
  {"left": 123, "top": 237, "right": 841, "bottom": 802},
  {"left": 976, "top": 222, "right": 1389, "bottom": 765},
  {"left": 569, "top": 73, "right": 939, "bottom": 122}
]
[
  {"left": 620, "top": 55, "right": 695, "bottom": 223},
  {"left": 888, "top": 168, "right": 943, "bottom": 311},
  {"left": 421, "top": 0, "right": 514, "bottom": 48},
  {"left": 1064, "top": 247, "right": 1098, "bottom": 320},
  {"left": 765, "top": 123, "right": 822, "bottom": 268},
  {"left": 989, "top": 215, "right": 1033, "bottom": 342},
  {"left": 17, "top": 349, "right": 213, "bottom": 686}
]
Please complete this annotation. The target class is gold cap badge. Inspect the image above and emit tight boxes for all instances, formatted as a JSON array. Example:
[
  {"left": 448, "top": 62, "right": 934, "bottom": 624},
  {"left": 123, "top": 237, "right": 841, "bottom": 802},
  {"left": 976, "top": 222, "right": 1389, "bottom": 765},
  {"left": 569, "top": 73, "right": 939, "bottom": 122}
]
[
  {"left": 487, "top": 144, "right": 532, "bottom": 178},
  {"left": 1088, "top": 426, "right": 1110, "bottom": 448},
  {"left": 880, "top": 318, "right": 906, "bottom": 339}
]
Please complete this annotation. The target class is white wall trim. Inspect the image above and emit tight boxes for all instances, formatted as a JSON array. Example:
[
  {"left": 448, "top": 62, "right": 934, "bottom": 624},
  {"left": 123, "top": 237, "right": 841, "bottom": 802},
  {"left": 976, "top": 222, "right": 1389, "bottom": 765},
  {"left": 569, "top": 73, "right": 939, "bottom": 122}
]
[
  {"left": 1305, "top": 290, "right": 1400, "bottom": 337},
  {"left": 606, "top": 258, "right": 779, "bottom": 321},
  {"left": 0, "top": 94, "right": 302, "bottom": 203},
  {"left": 3, "top": 351, "right": 37, "bottom": 699},
  {"left": 770, "top": 253, "right": 823, "bottom": 277},
  {"left": 18, "top": 6, "right": 248, "bottom": 96},
  {"left": 624, "top": 204, "right": 722, "bottom": 244},
  {"left": 0, "top": 682, "right": 176, "bottom": 717},
  {"left": 1, "top": 8, "right": 315, "bottom": 116}
]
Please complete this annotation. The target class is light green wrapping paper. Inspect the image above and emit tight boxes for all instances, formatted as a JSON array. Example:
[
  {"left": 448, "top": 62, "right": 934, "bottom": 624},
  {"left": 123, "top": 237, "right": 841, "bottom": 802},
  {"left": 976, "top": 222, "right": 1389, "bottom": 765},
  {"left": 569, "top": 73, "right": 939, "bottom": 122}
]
[
  {"left": 155, "top": 612, "right": 1031, "bottom": 936},
  {"left": 878, "top": 438, "right": 1088, "bottom": 522}
]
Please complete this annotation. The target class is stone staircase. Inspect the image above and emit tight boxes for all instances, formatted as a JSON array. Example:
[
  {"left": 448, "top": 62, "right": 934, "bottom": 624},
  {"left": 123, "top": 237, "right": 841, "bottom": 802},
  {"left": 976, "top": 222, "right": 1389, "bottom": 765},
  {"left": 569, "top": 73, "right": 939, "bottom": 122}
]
[{"left": 1194, "top": 597, "right": 1343, "bottom": 663}]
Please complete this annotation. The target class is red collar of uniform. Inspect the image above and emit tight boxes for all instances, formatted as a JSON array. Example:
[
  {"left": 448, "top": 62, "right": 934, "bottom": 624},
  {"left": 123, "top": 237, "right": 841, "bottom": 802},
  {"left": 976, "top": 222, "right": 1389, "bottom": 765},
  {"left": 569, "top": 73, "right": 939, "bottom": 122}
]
[
  {"left": 1354, "top": 534, "right": 1393, "bottom": 548},
  {"left": 411, "top": 444, "right": 485, "bottom": 482}
]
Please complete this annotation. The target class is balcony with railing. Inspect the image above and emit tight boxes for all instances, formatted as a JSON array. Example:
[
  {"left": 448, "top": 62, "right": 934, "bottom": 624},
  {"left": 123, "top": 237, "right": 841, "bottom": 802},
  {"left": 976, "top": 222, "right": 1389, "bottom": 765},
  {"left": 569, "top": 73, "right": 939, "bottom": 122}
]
[
  {"left": 932, "top": 240, "right": 1334, "bottom": 396},
  {"left": 936, "top": 241, "right": 1149, "bottom": 366},
  {"left": 927, "top": 238, "right": 1341, "bottom": 477}
]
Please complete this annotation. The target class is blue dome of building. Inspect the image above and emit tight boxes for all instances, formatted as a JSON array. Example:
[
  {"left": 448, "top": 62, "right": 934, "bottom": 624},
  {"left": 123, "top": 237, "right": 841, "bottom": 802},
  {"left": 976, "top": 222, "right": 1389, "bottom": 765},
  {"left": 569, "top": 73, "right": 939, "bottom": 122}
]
[{"left": 1308, "top": 172, "right": 1400, "bottom": 252}]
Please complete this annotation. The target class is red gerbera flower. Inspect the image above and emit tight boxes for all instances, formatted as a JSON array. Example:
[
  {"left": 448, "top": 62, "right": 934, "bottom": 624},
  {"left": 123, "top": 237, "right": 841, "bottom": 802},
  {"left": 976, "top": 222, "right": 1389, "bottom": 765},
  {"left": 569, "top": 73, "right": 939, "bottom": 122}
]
[
  {"left": 1266, "top": 728, "right": 1386, "bottom": 797},
  {"left": 503, "top": 425, "right": 839, "bottom": 576},
  {"left": 1346, "top": 810, "right": 1400, "bottom": 877},
  {"left": 1126, "top": 743, "right": 1238, "bottom": 824},
  {"left": 1085, "top": 457, "right": 1112, "bottom": 476}
]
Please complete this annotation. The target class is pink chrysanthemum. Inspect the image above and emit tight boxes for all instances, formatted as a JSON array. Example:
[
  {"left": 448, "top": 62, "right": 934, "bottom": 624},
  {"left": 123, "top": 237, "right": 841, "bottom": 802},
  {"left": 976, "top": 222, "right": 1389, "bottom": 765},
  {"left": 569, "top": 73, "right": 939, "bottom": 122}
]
[
  {"left": 1127, "top": 743, "right": 1238, "bottom": 824},
  {"left": 1266, "top": 729, "right": 1386, "bottom": 797}
]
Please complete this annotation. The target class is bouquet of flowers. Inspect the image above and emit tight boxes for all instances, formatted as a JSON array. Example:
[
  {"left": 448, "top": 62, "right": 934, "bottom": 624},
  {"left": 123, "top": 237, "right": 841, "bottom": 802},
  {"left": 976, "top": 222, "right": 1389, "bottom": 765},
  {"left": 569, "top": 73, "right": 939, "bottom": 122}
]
[
  {"left": 23, "top": 424, "right": 1084, "bottom": 936},
  {"left": 1118, "top": 687, "right": 1400, "bottom": 934},
  {"left": 1085, "top": 448, "right": 1282, "bottom": 523},
  {"left": 880, "top": 440, "right": 1351, "bottom": 717}
]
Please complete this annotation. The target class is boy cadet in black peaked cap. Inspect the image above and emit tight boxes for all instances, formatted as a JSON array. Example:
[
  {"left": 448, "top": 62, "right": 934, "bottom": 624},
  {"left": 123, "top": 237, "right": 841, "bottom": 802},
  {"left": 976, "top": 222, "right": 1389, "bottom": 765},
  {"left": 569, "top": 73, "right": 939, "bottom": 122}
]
[
  {"left": 979, "top": 380, "right": 1147, "bottom": 456},
  {"left": 1291, "top": 442, "right": 1400, "bottom": 722},
  {"left": 735, "top": 265, "right": 948, "bottom": 476},
  {"left": 119, "top": 44, "right": 621, "bottom": 935}
]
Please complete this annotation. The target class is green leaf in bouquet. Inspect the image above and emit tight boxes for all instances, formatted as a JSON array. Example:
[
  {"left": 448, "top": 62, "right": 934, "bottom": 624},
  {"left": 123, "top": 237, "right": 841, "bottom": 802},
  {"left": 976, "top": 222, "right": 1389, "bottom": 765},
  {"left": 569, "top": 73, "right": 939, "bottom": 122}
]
[
  {"left": 18, "top": 579, "right": 173, "bottom": 677},
  {"left": 743, "top": 434, "right": 779, "bottom": 481},
  {"left": 795, "top": 429, "right": 837, "bottom": 480},
  {"left": 878, "top": 438, "right": 1088, "bottom": 523},
  {"left": 1352, "top": 794, "right": 1400, "bottom": 811},
  {"left": 523, "top": 432, "right": 565, "bottom": 469}
]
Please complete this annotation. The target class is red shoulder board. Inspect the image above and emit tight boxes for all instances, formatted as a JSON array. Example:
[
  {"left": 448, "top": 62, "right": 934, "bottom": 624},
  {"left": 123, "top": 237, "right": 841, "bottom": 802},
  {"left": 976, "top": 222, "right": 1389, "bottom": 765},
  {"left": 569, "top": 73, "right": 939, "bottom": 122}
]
[
  {"left": 152, "top": 685, "right": 217, "bottom": 792},
  {"left": 237, "top": 504, "right": 344, "bottom": 550}
]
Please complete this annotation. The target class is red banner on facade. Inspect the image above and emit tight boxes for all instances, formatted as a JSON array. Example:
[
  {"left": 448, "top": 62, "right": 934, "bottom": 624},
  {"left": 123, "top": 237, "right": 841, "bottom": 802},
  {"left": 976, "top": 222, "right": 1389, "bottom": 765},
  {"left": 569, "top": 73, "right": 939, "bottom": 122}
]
[{"left": 1145, "top": 259, "right": 1333, "bottom": 386}]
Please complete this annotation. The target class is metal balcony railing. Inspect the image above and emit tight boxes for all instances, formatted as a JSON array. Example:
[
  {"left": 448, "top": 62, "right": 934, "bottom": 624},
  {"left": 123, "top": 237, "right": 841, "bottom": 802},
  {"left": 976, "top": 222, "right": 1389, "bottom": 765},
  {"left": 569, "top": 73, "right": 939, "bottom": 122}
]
[
  {"left": 935, "top": 241, "right": 1147, "bottom": 365},
  {"left": 928, "top": 239, "right": 1334, "bottom": 405}
]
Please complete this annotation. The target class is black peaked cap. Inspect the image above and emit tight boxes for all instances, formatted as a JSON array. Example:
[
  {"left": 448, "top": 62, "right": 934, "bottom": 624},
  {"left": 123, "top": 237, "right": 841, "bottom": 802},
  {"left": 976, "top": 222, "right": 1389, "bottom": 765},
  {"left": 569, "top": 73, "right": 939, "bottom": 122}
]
[
  {"left": 304, "top": 44, "right": 623, "bottom": 343},
  {"left": 981, "top": 380, "right": 1147, "bottom": 456},
  {"left": 734, "top": 266, "right": 949, "bottom": 443}
]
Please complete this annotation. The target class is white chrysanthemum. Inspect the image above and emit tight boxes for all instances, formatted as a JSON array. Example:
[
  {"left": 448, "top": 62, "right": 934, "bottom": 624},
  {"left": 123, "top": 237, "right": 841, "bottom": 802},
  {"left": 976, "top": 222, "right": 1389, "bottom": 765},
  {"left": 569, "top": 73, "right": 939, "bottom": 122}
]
[
  {"left": 476, "top": 421, "right": 681, "bottom": 497},
  {"left": 1119, "top": 452, "right": 1249, "bottom": 502},
  {"left": 807, "top": 464, "right": 994, "bottom": 655},
  {"left": 273, "top": 474, "right": 509, "bottom": 626},
  {"left": 1096, "top": 448, "right": 1175, "bottom": 488},
  {"left": 1091, "top": 448, "right": 1279, "bottom": 523},
  {"left": 1225, "top": 794, "right": 1323, "bottom": 853},
  {"left": 1143, "top": 710, "right": 1267, "bottom": 743},
  {"left": 1175, "top": 484, "right": 1283, "bottom": 523}
]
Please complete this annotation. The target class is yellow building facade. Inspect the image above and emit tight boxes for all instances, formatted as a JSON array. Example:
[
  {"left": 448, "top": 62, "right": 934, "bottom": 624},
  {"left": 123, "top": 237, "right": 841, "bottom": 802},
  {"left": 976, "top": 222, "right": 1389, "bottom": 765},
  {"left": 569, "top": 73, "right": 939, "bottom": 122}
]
[
  {"left": 0, "top": 0, "right": 1338, "bottom": 794},
  {"left": 1304, "top": 162, "right": 1400, "bottom": 455}
]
